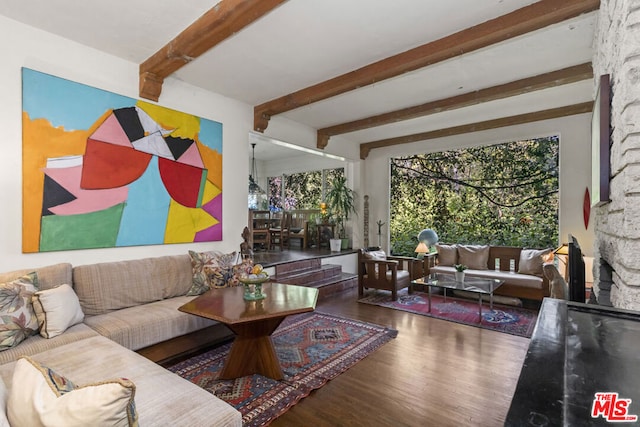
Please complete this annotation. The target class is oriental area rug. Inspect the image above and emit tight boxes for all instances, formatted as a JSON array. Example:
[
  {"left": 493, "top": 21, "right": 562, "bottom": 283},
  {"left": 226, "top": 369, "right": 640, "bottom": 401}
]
[
  {"left": 358, "top": 289, "right": 537, "bottom": 338},
  {"left": 168, "top": 312, "right": 397, "bottom": 426}
]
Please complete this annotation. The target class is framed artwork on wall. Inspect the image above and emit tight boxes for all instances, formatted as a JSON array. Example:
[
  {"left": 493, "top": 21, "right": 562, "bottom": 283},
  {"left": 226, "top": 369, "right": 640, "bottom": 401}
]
[
  {"left": 591, "top": 73, "right": 611, "bottom": 207},
  {"left": 22, "top": 68, "right": 224, "bottom": 253}
]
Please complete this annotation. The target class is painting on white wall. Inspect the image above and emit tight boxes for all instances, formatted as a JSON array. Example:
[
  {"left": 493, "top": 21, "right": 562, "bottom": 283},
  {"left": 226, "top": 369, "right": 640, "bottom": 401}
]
[{"left": 22, "top": 68, "right": 223, "bottom": 253}]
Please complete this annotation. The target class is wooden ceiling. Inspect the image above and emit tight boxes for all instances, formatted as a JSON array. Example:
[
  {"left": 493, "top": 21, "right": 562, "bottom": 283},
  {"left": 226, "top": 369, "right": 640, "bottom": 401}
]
[
  {"left": 0, "top": 0, "right": 599, "bottom": 159},
  {"left": 137, "top": 0, "right": 598, "bottom": 159}
]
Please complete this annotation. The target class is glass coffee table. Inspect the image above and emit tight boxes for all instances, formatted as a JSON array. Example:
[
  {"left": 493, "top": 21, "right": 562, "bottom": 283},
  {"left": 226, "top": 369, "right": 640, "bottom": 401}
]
[{"left": 410, "top": 273, "right": 504, "bottom": 321}]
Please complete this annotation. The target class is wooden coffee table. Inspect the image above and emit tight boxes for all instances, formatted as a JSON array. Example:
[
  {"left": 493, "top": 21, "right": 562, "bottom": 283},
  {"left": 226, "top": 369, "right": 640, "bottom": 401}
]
[{"left": 178, "top": 282, "right": 318, "bottom": 380}]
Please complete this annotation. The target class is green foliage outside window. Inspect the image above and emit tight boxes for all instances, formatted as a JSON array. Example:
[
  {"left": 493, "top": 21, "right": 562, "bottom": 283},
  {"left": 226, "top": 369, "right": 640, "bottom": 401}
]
[
  {"left": 268, "top": 168, "right": 344, "bottom": 211},
  {"left": 390, "top": 136, "right": 559, "bottom": 256}
]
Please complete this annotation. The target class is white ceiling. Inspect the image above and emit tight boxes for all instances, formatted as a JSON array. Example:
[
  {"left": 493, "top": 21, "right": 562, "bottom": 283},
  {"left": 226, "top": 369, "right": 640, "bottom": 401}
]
[{"left": 0, "top": 0, "right": 597, "bottom": 157}]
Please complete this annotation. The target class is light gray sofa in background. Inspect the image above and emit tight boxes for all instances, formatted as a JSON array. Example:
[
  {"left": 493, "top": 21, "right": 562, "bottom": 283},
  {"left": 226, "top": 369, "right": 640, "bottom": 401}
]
[
  {"left": 429, "top": 244, "right": 551, "bottom": 301},
  {"left": 0, "top": 255, "right": 241, "bottom": 426}
]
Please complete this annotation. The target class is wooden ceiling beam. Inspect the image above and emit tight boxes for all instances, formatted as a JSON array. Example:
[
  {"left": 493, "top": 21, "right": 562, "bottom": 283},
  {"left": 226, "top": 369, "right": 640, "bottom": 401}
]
[
  {"left": 139, "top": 0, "right": 287, "bottom": 101},
  {"left": 254, "top": 0, "right": 600, "bottom": 133},
  {"left": 317, "top": 62, "right": 593, "bottom": 148},
  {"left": 359, "top": 102, "right": 593, "bottom": 159}
]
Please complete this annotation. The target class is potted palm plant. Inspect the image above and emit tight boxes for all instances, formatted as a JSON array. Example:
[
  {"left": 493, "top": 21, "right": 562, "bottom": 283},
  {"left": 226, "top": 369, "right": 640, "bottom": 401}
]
[{"left": 325, "top": 175, "right": 357, "bottom": 250}]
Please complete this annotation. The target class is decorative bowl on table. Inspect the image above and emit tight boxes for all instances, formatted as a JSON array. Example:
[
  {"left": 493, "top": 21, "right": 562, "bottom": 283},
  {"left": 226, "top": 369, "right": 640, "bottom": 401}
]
[{"left": 239, "top": 270, "right": 269, "bottom": 300}]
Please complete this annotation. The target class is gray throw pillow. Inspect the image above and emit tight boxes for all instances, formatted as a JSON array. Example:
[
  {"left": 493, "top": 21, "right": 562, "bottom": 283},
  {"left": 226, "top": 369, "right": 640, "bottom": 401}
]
[
  {"left": 457, "top": 245, "right": 490, "bottom": 270},
  {"left": 435, "top": 244, "right": 457, "bottom": 266},
  {"left": 518, "top": 248, "right": 552, "bottom": 276}
]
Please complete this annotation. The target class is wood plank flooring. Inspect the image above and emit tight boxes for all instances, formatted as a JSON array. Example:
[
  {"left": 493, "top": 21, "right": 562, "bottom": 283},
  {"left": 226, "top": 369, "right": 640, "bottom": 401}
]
[{"left": 271, "top": 287, "right": 531, "bottom": 427}]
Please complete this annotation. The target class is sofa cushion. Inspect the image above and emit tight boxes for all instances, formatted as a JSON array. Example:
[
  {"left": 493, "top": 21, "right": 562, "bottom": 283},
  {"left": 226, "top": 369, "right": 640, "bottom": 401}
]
[
  {"left": 0, "top": 376, "right": 8, "bottom": 427},
  {"left": 435, "top": 244, "right": 457, "bottom": 266},
  {"left": 0, "top": 263, "right": 72, "bottom": 292},
  {"left": 0, "top": 324, "right": 99, "bottom": 365},
  {"left": 187, "top": 250, "right": 239, "bottom": 295},
  {"left": 32, "top": 284, "right": 85, "bottom": 339},
  {"left": 0, "top": 336, "right": 242, "bottom": 426},
  {"left": 83, "top": 296, "right": 219, "bottom": 351},
  {"left": 0, "top": 273, "right": 40, "bottom": 351},
  {"left": 73, "top": 255, "right": 192, "bottom": 316},
  {"left": 518, "top": 248, "right": 552, "bottom": 276},
  {"left": 8, "top": 356, "right": 138, "bottom": 427},
  {"left": 457, "top": 245, "right": 490, "bottom": 270}
]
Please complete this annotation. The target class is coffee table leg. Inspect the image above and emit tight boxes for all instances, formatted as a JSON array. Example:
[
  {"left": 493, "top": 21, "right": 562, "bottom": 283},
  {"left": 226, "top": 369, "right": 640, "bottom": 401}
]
[
  {"left": 478, "top": 295, "right": 482, "bottom": 322},
  {"left": 428, "top": 286, "right": 432, "bottom": 312},
  {"left": 220, "top": 317, "right": 285, "bottom": 380}
]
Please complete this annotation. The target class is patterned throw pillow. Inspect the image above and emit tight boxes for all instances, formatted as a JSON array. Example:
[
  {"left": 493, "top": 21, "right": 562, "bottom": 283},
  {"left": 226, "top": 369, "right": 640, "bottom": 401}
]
[
  {"left": 0, "top": 272, "right": 40, "bottom": 351},
  {"left": 8, "top": 357, "right": 138, "bottom": 427},
  {"left": 205, "top": 258, "right": 255, "bottom": 288},
  {"left": 229, "top": 258, "right": 254, "bottom": 287},
  {"left": 187, "top": 250, "right": 239, "bottom": 295}
]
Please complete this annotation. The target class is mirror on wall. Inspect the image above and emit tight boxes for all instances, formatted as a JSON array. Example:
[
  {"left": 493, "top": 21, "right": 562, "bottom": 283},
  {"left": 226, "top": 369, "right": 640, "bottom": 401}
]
[{"left": 248, "top": 132, "right": 348, "bottom": 210}]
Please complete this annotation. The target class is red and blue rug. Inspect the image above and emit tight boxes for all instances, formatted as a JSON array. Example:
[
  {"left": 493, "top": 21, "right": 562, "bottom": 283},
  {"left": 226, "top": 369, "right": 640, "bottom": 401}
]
[
  {"left": 358, "top": 288, "right": 537, "bottom": 338},
  {"left": 167, "top": 312, "right": 397, "bottom": 426}
]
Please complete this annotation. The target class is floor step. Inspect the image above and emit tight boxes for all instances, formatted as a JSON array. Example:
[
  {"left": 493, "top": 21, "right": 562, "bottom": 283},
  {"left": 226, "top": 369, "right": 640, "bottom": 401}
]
[
  {"left": 315, "top": 274, "right": 358, "bottom": 300},
  {"left": 275, "top": 264, "right": 342, "bottom": 285},
  {"left": 274, "top": 258, "right": 321, "bottom": 276}
]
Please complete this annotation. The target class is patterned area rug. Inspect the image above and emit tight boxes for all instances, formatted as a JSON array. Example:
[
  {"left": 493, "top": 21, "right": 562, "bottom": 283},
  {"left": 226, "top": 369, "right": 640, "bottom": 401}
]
[
  {"left": 168, "top": 312, "right": 397, "bottom": 426},
  {"left": 359, "top": 288, "right": 537, "bottom": 338}
]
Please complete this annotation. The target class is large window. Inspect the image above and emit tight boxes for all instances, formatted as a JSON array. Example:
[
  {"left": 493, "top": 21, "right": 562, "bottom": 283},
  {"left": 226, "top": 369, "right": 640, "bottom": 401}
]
[
  {"left": 268, "top": 168, "right": 344, "bottom": 211},
  {"left": 390, "top": 136, "right": 559, "bottom": 255}
]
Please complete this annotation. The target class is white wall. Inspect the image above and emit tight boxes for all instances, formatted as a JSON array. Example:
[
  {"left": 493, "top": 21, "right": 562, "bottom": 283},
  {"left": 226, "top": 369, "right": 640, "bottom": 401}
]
[
  {"left": 361, "top": 113, "right": 595, "bottom": 255},
  {"left": 0, "top": 16, "right": 252, "bottom": 271}
]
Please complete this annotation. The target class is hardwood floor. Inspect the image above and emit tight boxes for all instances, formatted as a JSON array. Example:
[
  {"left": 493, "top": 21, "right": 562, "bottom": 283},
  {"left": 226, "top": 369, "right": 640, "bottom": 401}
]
[{"left": 271, "top": 287, "right": 531, "bottom": 427}]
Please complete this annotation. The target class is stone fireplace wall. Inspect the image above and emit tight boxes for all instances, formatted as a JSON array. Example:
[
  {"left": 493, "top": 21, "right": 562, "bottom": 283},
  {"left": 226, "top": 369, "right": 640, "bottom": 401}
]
[{"left": 592, "top": 0, "right": 640, "bottom": 310}]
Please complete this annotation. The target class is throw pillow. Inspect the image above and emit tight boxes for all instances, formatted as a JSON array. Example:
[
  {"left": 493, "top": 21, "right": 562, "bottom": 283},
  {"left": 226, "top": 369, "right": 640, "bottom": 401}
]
[
  {"left": 229, "top": 257, "right": 254, "bottom": 287},
  {"left": 518, "top": 248, "right": 552, "bottom": 276},
  {"left": 435, "top": 244, "right": 457, "bottom": 266},
  {"left": 187, "top": 250, "right": 239, "bottom": 295},
  {"left": 363, "top": 250, "right": 386, "bottom": 276},
  {"left": 457, "top": 245, "right": 490, "bottom": 270},
  {"left": 0, "top": 273, "right": 39, "bottom": 351},
  {"left": 8, "top": 357, "right": 138, "bottom": 427},
  {"left": 32, "top": 284, "right": 85, "bottom": 339}
]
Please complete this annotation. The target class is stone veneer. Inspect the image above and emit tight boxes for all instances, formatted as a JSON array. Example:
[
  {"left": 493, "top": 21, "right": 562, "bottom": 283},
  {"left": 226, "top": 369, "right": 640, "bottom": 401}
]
[{"left": 592, "top": 0, "right": 640, "bottom": 310}]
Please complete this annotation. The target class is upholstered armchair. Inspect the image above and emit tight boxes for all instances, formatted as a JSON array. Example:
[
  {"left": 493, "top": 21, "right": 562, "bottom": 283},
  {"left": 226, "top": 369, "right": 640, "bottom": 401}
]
[{"left": 358, "top": 247, "right": 415, "bottom": 301}]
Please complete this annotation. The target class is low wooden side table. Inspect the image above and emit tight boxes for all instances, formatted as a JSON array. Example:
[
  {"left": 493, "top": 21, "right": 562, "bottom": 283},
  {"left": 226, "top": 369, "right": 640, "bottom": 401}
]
[{"left": 179, "top": 282, "right": 318, "bottom": 380}]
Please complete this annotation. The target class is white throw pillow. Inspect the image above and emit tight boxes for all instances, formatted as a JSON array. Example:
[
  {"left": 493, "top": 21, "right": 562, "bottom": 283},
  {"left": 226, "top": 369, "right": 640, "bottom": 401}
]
[
  {"left": 8, "top": 357, "right": 138, "bottom": 427},
  {"left": 32, "top": 284, "right": 84, "bottom": 339},
  {"left": 518, "top": 248, "right": 552, "bottom": 276}
]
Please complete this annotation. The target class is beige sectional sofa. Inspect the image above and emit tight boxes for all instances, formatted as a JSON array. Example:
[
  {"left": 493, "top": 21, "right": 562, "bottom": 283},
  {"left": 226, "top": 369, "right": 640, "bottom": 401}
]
[
  {"left": 429, "top": 244, "right": 551, "bottom": 301},
  {"left": 0, "top": 255, "right": 242, "bottom": 426}
]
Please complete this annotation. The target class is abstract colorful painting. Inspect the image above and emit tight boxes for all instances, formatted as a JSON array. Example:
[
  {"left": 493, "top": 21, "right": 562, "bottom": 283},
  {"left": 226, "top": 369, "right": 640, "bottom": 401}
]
[{"left": 22, "top": 68, "right": 223, "bottom": 253}]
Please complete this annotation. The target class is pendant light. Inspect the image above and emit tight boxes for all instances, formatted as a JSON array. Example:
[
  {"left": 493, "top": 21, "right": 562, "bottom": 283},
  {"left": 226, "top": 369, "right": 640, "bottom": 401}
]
[{"left": 249, "top": 143, "right": 265, "bottom": 195}]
